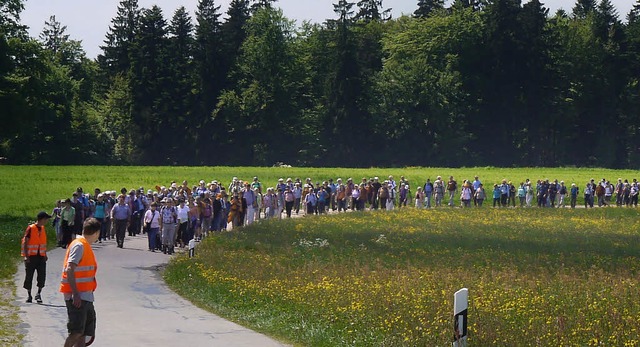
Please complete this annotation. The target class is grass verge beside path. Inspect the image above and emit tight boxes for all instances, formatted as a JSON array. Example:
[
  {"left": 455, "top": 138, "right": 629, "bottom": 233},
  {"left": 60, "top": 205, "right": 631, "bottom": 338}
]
[
  {"left": 0, "top": 216, "right": 29, "bottom": 346},
  {"left": 165, "top": 208, "right": 640, "bottom": 346}
]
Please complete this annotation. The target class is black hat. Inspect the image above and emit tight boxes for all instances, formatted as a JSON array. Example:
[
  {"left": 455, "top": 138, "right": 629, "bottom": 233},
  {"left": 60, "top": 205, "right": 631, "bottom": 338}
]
[{"left": 37, "top": 211, "right": 52, "bottom": 220}]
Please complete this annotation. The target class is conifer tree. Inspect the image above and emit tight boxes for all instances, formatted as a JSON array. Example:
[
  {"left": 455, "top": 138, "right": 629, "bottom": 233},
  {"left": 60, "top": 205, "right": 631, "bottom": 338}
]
[
  {"left": 414, "top": 0, "right": 444, "bottom": 18},
  {"left": 356, "top": 0, "right": 391, "bottom": 22},
  {"left": 251, "top": 0, "right": 277, "bottom": 13},
  {"left": 130, "top": 5, "right": 169, "bottom": 163},
  {"left": 572, "top": 0, "right": 596, "bottom": 18},
  {"left": 98, "top": 0, "right": 140, "bottom": 78}
]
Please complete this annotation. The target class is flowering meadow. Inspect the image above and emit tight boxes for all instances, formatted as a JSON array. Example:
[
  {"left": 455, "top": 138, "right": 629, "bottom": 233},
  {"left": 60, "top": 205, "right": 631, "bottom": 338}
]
[{"left": 165, "top": 208, "right": 640, "bottom": 346}]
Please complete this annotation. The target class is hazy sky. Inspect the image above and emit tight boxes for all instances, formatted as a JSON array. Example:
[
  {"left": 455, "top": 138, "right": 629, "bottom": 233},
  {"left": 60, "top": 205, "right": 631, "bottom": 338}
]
[{"left": 22, "top": 0, "right": 635, "bottom": 59}]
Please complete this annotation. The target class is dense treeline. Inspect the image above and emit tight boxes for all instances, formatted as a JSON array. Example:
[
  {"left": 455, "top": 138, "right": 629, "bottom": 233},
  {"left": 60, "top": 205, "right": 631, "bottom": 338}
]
[{"left": 2, "top": 0, "right": 640, "bottom": 167}]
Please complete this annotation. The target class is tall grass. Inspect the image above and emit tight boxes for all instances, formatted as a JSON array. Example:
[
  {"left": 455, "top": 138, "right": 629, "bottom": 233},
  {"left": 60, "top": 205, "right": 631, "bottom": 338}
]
[{"left": 165, "top": 208, "right": 640, "bottom": 346}]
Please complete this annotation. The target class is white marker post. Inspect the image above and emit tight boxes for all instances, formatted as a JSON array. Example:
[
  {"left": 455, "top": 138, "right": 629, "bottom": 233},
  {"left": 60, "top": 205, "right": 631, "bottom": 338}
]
[{"left": 453, "top": 288, "right": 468, "bottom": 347}]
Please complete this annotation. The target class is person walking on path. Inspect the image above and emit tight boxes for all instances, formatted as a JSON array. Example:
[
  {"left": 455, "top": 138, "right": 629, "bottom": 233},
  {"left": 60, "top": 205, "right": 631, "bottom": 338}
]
[
  {"left": 60, "top": 218, "right": 100, "bottom": 347},
  {"left": 447, "top": 176, "right": 457, "bottom": 207},
  {"left": 176, "top": 199, "right": 189, "bottom": 249},
  {"left": 60, "top": 199, "right": 75, "bottom": 248},
  {"left": 22, "top": 211, "right": 51, "bottom": 303},
  {"left": 160, "top": 198, "right": 177, "bottom": 255},
  {"left": 110, "top": 194, "right": 131, "bottom": 248},
  {"left": 144, "top": 202, "right": 160, "bottom": 252}
]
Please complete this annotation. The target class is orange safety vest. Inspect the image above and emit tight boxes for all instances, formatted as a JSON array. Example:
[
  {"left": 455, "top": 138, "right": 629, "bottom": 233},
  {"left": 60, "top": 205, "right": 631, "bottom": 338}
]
[
  {"left": 21, "top": 224, "right": 47, "bottom": 257},
  {"left": 60, "top": 237, "right": 97, "bottom": 293}
]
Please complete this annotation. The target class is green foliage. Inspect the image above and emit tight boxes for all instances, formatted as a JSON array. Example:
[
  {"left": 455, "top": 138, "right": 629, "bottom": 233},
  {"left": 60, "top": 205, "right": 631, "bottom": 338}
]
[
  {"left": 374, "top": 11, "right": 480, "bottom": 166},
  {"left": 216, "top": 7, "right": 306, "bottom": 165},
  {"left": 2, "top": 0, "right": 640, "bottom": 168}
]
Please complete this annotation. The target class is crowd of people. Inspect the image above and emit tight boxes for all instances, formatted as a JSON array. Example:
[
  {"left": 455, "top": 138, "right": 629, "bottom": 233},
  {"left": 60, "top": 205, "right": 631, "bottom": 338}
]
[{"left": 48, "top": 175, "right": 640, "bottom": 254}]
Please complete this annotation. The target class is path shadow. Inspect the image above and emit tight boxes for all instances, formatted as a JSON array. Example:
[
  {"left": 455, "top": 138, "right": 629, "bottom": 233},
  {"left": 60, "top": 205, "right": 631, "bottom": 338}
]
[{"left": 36, "top": 303, "right": 66, "bottom": 308}]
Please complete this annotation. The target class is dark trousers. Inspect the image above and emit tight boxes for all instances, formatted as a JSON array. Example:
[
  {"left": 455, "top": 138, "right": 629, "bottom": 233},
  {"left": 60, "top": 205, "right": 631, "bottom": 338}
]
[
  {"left": 213, "top": 214, "right": 222, "bottom": 231},
  {"left": 285, "top": 201, "right": 294, "bottom": 217},
  {"left": 147, "top": 227, "right": 159, "bottom": 251},
  {"left": 500, "top": 194, "right": 508, "bottom": 207},
  {"left": 294, "top": 198, "right": 301, "bottom": 214},
  {"left": 585, "top": 195, "right": 593, "bottom": 208},
  {"left": 102, "top": 217, "right": 111, "bottom": 240},
  {"left": 338, "top": 199, "right": 346, "bottom": 211},
  {"left": 177, "top": 222, "right": 188, "bottom": 246},
  {"left": 61, "top": 220, "right": 73, "bottom": 247},
  {"left": 114, "top": 219, "right": 128, "bottom": 247},
  {"left": 129, "top": 212, "right": 140, "bottom": 236},
  {"left": 96, "top": 217, "right": 106, "bottom": 241},
  {"left": 24, "top": 255, "right": 46, "bottom": 290}
]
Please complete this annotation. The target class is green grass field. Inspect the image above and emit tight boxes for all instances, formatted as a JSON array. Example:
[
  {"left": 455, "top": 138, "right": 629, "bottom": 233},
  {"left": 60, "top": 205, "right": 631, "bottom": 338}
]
[{"left": 1, "top": 166, "right": 639, "bottom": 345}]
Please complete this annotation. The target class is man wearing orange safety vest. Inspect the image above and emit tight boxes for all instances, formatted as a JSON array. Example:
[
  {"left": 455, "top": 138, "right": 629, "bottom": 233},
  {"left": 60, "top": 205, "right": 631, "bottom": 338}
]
[
  {"left": 22, "top": 211, "right": 51, "bottom": 304},
  {"left": 60, "top": 218, "right": 100, "bottom": 347}
]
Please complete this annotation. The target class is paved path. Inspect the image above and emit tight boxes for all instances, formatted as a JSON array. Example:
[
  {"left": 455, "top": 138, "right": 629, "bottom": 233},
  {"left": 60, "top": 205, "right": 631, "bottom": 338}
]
[{"left": 14, "top": 234, "right": 288, "bottom": 347}]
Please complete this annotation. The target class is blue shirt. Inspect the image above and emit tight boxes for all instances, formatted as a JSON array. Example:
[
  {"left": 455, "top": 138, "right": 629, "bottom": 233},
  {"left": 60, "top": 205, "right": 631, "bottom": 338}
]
[
  {"left": 94, "top": 202, "right": 106, "bottom": 219},
  {"left": 317, "top": 191, "right": 328, "bottom": 203},
  {"left": 79, "top": 195, "right": 89, "bottom": 207},
  {"left": 306, "top": 193, "right": 317, "bottom": 206},
  {"left": 570, "top": 187, "right": 579, "bottom": 197},
  {"left": 111, "top": 203, "right": 131, "bottom": 220}
]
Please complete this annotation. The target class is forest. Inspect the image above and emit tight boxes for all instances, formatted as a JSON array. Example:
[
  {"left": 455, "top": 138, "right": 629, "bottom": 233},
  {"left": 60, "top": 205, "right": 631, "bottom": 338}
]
[{"left": 1, "top": 0, "right": 640, "bottom": 168}]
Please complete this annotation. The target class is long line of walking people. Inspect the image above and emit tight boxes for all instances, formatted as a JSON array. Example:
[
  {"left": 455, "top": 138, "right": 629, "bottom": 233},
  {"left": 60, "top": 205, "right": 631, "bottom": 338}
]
[{"left": 49, "top": 175, "right": 640, "bottom": 254}]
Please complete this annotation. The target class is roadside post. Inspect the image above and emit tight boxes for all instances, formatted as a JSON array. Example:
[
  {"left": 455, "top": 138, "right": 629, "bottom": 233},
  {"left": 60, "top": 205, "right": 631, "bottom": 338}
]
[{"left": 453, "top": 288, "right": 468, "bottom": 347}]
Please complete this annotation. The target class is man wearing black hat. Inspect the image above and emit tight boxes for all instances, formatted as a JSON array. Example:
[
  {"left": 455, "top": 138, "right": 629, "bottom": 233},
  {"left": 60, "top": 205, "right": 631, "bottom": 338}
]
[{"left": 22, "top": 211, "right": 51, "bottom": 303}]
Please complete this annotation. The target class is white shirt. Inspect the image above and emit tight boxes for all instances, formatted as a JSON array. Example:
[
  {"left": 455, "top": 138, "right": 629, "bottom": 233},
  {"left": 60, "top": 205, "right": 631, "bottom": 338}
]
[
  {"left": 176, "top": 205, "right": 189, "bottom": 224},
  {"left": 144, "top": 209, "right": 160, "bottom": 228}
]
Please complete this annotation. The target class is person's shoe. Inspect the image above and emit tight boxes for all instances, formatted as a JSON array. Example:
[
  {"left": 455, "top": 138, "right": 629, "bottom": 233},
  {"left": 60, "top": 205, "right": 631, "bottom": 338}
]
[
  {"left": 26, "top": 296, "right": 32, "bottom": 303},
  {"left": 35, "top": 294, "right": 42, "bottom": 304}
]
